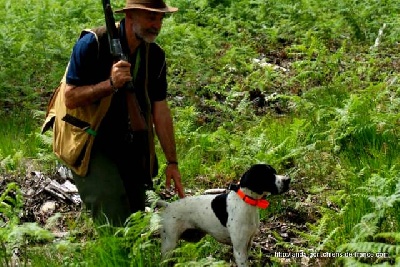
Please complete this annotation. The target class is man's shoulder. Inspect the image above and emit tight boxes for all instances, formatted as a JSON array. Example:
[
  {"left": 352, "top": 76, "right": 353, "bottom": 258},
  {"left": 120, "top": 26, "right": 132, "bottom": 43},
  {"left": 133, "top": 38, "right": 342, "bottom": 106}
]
[
  {"left": 148, "top": 42, "right": 164, "bottom": 51},
  {"left": 73, "top": 26, "right": 106, "bottom": 52},
  {"left": 88, "top": 26, "right": 108, "bottom": 37},
  {"left": 79, "top": 26, "right": 108, "bottom": 44},
  {"left": 77, "top": 26, "right": 112, "bottom": 60}
]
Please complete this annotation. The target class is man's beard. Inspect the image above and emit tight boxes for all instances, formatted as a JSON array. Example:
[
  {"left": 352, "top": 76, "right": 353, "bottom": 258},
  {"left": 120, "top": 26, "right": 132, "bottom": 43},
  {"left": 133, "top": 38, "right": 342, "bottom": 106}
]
[{"left": 132, "top": 23, "right": 159, "bottom": 43}]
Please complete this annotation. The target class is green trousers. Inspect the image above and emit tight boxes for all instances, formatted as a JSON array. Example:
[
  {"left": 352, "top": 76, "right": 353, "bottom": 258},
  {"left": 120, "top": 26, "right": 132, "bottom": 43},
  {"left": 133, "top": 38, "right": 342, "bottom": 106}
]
[{"left": 73, "top": 148, "right": 146, "bottom": 227}]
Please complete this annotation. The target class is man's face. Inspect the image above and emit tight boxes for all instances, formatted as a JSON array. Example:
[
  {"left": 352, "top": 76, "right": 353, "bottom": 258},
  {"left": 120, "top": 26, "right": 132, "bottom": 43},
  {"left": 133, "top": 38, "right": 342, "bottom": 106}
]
[{"left": 128, "top": 9, "right": 165, "bottom": 43}]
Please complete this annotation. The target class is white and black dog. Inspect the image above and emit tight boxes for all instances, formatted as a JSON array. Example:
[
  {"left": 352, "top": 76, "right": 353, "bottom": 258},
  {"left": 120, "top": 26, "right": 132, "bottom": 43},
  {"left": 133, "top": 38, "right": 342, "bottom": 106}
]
[{"left": 157, "top": 164, "right": 291, "bottom": 267}]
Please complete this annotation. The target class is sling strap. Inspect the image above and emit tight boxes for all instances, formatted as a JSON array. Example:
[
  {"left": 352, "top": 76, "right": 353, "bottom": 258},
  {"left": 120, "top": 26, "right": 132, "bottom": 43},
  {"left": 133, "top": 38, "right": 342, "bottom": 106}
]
[{"left": 126, "top": 46, "right": 148, "bottom": 131}]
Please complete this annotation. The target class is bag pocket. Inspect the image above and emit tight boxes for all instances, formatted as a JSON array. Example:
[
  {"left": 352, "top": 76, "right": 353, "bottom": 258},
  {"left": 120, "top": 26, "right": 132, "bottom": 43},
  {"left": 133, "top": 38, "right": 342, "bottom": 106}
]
[{"left": 53, "top": 115, "right": 93, "bottom": 168}]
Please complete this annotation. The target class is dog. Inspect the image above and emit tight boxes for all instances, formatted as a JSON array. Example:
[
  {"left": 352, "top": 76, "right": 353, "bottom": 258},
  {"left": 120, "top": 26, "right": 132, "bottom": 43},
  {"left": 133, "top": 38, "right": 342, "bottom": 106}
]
[{"left": 157, "top": 164, "right": 291, "bottom": 267}]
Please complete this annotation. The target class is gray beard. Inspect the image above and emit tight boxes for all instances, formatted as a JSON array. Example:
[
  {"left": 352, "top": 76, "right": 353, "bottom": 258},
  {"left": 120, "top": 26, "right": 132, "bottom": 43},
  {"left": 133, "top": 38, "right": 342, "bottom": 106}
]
[{"left": 132, "top": 23, "right": 157, "bottom": 43}]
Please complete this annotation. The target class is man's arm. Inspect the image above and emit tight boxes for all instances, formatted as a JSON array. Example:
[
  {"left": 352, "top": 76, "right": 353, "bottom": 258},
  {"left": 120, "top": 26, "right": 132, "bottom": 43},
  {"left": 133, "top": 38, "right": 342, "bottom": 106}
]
[
  {"left": 153, "top": 100, "right": 185, "bottom": 198},
  {"left": 64, "top": 60, "right": 132, "bottom": 109},
  {"left": 65, "top": 80, "right": 113, "bottom": 109}
]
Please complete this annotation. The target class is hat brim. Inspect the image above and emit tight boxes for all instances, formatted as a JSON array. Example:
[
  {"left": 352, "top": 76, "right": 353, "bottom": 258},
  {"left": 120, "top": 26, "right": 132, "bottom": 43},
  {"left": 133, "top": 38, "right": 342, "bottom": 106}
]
[{"left": 115, "top": 5, "right": 178, "bottom": 13}]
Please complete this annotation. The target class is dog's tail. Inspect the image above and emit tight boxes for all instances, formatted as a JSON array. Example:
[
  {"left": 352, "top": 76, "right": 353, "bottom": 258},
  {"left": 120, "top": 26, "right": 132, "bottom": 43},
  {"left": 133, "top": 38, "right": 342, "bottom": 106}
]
[{"left": 156, "top": 199, "right": 169, "bottom": 208}]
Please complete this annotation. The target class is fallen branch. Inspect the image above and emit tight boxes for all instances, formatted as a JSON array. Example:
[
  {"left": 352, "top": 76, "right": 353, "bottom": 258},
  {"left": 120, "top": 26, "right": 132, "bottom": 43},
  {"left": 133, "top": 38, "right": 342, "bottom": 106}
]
[
  {"left": 370, "top": 23, "right": 387, "bottom": 50},
  {"left": 44, "top": 180, "right": 80, "bottom": 204}
]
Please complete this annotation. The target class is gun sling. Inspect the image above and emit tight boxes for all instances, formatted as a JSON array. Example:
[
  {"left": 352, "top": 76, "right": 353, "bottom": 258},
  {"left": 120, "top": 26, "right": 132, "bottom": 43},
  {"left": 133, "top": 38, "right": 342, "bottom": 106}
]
[{"left": 126, "top": 46, "right": 149, "bottom": 131}]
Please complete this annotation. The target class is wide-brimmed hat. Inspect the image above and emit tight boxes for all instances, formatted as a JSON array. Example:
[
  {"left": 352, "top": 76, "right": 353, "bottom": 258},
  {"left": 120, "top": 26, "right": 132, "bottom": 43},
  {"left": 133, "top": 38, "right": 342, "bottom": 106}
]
[{"left": 115, "top": 0, "right": 178, "bottom": 13}]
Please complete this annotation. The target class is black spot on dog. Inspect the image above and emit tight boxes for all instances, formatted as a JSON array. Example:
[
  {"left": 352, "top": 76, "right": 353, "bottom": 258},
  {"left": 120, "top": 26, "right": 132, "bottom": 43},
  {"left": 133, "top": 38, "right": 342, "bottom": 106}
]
[
  {"left": 239, "top": 164, "right": 278, "bottom": 195},
  {"left": 211, "top": 194, "right": 229, "bottom": 227}
]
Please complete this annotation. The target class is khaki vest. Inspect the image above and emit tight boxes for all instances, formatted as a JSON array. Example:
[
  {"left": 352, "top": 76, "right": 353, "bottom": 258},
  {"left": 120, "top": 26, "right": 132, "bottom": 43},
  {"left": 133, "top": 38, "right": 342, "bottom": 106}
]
[{"left": 42, "top": 27, "right": 155, "bottom": 177}]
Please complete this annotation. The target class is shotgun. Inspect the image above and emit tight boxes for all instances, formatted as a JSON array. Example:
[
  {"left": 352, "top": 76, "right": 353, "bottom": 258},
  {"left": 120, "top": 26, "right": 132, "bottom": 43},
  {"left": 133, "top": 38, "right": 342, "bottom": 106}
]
[
  {"left": 102, "top": 0, "right": 153, "bottom": 188},
  {"left": 102, "top": 0, "right": 147, "bottom": 131}
]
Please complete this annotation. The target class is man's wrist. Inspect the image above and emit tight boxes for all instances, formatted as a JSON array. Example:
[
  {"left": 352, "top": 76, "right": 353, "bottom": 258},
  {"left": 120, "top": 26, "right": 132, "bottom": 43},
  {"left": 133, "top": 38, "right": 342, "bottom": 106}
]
[
  {"left": 166, "top": 161, "right": 178, "bottom": 166},
  {"left": 109, "top": 76, "right": 118, "bottom": 93}
]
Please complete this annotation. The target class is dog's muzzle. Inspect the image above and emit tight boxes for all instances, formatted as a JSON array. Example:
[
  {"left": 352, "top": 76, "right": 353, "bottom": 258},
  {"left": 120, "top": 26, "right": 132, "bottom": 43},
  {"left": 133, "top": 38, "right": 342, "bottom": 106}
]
[{"left": 279, "top": 175, "right": 291, "bottom": 193}]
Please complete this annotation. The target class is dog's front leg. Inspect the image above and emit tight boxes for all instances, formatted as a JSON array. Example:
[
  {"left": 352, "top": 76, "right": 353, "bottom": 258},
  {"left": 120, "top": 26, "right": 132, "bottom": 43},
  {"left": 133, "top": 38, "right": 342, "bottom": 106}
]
[
  {"left": 232, "top": 247, "right": 249, "bottom": 267},
  {"left": 231, "top": 236, "right": 251, "bottom": 267},
  {"left": 160, "top": 226, "right": 180, "bottom": 258}
]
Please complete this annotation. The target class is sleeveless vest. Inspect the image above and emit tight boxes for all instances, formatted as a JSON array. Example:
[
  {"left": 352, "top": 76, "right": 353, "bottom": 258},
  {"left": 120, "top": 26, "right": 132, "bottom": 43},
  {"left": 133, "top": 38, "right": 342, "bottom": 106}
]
[{"left": 42, "top": 26, "right": 156, "bottom": 177}]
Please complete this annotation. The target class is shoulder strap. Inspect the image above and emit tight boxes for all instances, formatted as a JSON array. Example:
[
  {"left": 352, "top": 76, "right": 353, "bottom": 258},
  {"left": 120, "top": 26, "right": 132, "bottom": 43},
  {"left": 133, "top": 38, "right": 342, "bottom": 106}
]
[
  {"left": 81, "top": 23, "right": 120, "bottom": 61},
  {"left": 145, "top": 43, "right": 150, "bottom": 94},
  {"left": 144, "top": 43, "right": 156, "bottom": 179}
]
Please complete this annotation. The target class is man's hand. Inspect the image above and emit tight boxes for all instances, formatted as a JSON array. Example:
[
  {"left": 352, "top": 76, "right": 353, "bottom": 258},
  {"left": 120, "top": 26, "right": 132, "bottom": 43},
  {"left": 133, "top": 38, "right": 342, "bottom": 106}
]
[
  {"left": 165, "top": 164, "right": 185, "bottom": 198},
  {"left": 110, "top": 60, "right": 132, "bottom": 88}
]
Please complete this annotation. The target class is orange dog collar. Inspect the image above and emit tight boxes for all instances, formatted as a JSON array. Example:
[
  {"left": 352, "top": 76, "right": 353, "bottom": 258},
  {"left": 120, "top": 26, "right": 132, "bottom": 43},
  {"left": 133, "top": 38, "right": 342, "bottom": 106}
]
[{"left": 236, "top": 189, "right": 269, "bottom": 209}]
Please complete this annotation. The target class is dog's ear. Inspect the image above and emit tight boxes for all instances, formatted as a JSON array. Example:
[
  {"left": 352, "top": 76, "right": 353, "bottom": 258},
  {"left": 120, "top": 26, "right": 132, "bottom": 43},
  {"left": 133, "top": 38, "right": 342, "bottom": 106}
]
[{"left": 240, "top": 164, "right": 277, "bottom": 194}]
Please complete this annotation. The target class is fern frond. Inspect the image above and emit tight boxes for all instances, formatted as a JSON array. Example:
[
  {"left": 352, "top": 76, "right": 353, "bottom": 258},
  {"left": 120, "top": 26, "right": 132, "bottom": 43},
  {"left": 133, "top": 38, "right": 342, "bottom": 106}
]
[
  {"left": 339, "top": 242, "right": 400, "bottom": 256},
  {"left": 341, "top": 257, "right": 393, "bottom": 267},
  {"left": 369, "top": 193, "right": 400, "bottom": 210},
  {"left": 351, "top": 212, "right": 380, "bottom": 242},
  {"left": 394, "top": 178, "right": 400, "bottom": 196},
  {"left": 340, "top": 257, "right": 372, "bottom": 267},
  {"left": 374, "top": 232, "right": 400, "bottom": 244},
  {"left": 7, "top": 222, "right": 54, "bottom": 247},
  {"left": 314, "top": 210, "right": 330, "bottom": 236},
  {"left": 317, "top": 227, "right": 340, "bottom": 251},
  {"left": 292, "top": 228, "right": 320, "bottom": 245}
]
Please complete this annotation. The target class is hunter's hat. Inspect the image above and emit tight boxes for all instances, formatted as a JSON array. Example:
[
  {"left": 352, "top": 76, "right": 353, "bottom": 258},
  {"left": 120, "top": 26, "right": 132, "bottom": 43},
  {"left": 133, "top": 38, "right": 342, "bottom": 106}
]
[{"left": 115, "top": 0, "right": 178, "bottom": 13}]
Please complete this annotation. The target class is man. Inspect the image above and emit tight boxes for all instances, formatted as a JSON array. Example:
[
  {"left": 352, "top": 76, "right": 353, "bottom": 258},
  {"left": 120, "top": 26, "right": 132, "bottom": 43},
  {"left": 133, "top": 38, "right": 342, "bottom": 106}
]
[{"left": 53, "top": 0, "right": 185, "bottom": 226}]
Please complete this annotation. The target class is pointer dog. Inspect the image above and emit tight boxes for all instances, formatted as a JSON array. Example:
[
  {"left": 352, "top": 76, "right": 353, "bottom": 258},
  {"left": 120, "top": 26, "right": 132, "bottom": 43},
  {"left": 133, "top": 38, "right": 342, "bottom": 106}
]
[{"left": 157, "top": 164, "right": 291, "bottom": 267}]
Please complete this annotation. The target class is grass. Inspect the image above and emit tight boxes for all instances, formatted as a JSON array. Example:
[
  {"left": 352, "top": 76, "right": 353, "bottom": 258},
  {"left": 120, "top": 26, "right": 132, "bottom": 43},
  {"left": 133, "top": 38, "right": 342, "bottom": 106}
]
[
  {"left": 1, "top": 0, "right": 400, "bottom": 266},
  {"left": 0, "top": 111, "right": 50, "bottom": 173}
]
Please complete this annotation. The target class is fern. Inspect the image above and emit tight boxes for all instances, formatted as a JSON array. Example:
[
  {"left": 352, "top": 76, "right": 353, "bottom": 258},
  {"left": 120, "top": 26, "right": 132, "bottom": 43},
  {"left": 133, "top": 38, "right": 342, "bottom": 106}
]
[
  {"left": 7, "top": 223, "right": 54, "bottom": 247},
  {"left": 0, "top": 182, "right": 23, "bottom": 224},
  {"left": 374, "top": 232, "right": 400, "bottom": 244},
  {"left": 339, "top": 242, "right": 400, "bottom": 256},
  {"left": 351, "top": 212, "right": 381, "bottom": 242},
  {"left": 1, "top": 183, "right": 54, "bottom": 266},
  {"left": 341, "top": 257, "right": 391, "bottom": 267},
  {"left": 335, "top": 177, "right": 400, "bottom": 265},
  {"left": 317, "top": 227, "right": 340, "bottom": 251}
]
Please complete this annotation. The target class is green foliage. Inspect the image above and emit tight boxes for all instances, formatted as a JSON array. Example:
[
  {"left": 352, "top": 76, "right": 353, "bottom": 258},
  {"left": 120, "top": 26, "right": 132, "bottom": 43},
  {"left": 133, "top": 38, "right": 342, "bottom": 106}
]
[
  {"left": 0, "top": 0, "right": 109, "bottom": 108},
  {"left": 0, "top": 111, "right": 54, "bottom": 174},
  {"left": 1, "top": 183, "right": 55, "bottom": 267},
  {"left": 163, "top": 238, "right": 230, "bottom": 266},
  {"left": 0, "top": 183, "right": 23, "bottom": 225},
  {"left": 333, "top": 178, "right": 400, "bottom": 265}
]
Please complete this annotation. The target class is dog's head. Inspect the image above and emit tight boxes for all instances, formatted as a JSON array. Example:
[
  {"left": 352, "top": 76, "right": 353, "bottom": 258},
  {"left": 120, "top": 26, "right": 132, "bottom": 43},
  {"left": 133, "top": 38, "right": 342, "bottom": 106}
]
[{"left": 239, "top": 164, "right": 290, "bottom": 195}]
